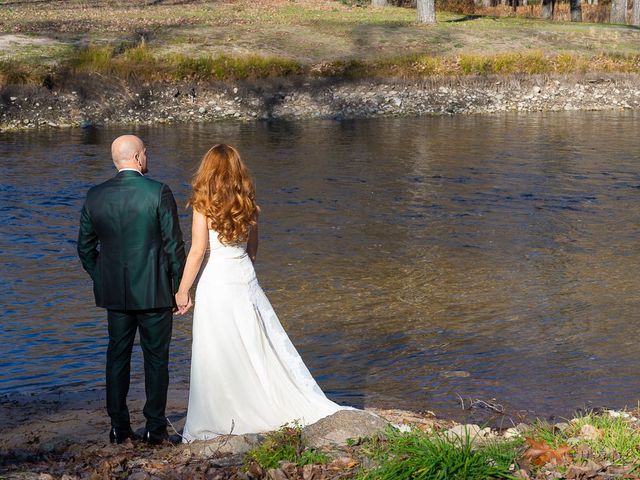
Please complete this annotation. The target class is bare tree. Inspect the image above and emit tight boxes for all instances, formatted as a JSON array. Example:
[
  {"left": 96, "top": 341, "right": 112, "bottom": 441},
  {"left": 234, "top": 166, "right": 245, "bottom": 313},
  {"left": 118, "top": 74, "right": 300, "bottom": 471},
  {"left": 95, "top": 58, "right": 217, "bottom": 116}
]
[
  {"left": 570, "top": 0, "right": 582, "bottom": 20},
  {"left": 372, "top": 0, "right": 389, "bottom": 6},
  {"left": 632, "top": 0, "right": 640, "bottom": 25},
  {"left": 417, "top": 0, "right": 436, "bottom": 22},
  {"left": 541, "top": 0, "right": 555, "bottom": 18},
  {"left": 610, "top": 0, "right": 627, "bottom": 23}
]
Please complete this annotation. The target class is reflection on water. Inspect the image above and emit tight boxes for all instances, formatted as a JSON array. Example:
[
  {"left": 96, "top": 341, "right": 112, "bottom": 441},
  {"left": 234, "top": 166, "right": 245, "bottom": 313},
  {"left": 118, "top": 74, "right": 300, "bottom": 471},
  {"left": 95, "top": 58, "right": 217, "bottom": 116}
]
[{"left": 2, "top": 111, "right": 640, "bottom": 421}]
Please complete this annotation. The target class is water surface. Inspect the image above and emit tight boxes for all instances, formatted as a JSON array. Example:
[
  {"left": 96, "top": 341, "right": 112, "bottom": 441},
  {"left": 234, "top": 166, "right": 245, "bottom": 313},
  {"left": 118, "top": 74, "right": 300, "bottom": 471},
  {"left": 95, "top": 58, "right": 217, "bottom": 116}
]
[{"left": 2, "top": 111, "right": 640, "bottom": 421}]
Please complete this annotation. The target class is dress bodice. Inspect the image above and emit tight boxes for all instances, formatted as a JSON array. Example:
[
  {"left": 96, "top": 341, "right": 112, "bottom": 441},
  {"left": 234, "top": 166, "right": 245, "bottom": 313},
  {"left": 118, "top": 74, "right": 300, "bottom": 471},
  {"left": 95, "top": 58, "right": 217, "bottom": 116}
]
[{"left": 208, "top": 229, "right": 247, "bottom": 259}]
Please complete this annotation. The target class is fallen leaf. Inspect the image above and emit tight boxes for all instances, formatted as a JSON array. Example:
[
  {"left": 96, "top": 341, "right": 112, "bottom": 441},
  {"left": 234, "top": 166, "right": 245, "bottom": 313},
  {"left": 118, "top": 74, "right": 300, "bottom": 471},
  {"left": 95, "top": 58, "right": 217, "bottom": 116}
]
[
  {"left": 565, "top": 460, "right": 603, "bottom": 479},
  {"left": 267, "top": 468, "right": 288, "bottom": 480},
  {"left": 578, "top": 424, "right": 602, "bottom": 441},
  {"left": 328, "top": 456, "right": 359, "bottom": 469},
  {"left": 523, "top": 437, "right": 571, "bottom": 466},
  {"left": 514, "top": 469, "right": 531, "bottom": 480},
  {"left": 302, "top": 463, "right": 319, "bottom": 480}
]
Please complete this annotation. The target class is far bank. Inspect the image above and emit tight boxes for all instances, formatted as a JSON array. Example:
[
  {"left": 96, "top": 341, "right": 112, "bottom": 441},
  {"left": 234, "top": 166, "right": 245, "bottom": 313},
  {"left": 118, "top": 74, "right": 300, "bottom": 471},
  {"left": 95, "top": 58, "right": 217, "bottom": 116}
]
[{"left": 1, "top": 73, "right": 639, "bottom": 131}]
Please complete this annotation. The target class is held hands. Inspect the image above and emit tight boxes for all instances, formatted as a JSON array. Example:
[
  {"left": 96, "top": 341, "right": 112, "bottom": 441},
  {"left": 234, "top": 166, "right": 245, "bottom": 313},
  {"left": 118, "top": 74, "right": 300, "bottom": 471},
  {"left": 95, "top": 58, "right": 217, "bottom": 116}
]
[{"left": 175, "top": 290, "right": 193, "bottom": 315}]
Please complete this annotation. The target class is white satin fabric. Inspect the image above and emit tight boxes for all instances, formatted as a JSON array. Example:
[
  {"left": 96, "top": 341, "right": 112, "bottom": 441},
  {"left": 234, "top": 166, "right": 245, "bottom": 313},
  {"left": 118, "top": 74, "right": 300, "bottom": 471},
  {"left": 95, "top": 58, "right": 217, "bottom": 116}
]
[{"left": 182, "top": 230, "right": 347, "bottom": 442}]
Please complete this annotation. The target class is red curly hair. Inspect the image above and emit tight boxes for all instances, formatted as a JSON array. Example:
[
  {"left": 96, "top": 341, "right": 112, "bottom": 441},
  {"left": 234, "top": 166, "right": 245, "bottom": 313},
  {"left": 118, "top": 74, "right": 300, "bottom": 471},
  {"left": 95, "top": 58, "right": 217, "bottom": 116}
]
[{"left": 188, "top": 144, "right": 259, "bottom": 244}]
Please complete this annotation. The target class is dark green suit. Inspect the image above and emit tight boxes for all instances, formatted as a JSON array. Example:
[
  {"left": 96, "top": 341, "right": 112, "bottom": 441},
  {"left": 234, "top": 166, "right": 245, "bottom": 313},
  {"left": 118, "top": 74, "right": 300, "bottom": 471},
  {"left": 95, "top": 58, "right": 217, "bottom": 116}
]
[{"left": 78, "top": 170, "right": 186, "bottom": 434}]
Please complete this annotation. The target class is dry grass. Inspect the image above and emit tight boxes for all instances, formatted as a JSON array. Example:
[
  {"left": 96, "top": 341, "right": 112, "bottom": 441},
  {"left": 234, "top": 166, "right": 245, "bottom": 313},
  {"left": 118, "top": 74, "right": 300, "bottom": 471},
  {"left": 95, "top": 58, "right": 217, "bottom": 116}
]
[
  {"left": 470, "top": 3, "right": 635, "bottom": 24},
  {"left": 1, "top": 42, "right": 639, "bottom": 88},
  {"left": 0, "top": 0, "right": 640, "bottom": 87}
]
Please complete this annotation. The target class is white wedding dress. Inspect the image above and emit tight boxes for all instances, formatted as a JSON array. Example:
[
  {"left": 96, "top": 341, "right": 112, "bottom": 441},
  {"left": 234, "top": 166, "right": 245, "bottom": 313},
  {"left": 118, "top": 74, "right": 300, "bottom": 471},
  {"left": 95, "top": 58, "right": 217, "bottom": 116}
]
[{"left": 182, "top": 230, "right": 348, "bottom": 442}]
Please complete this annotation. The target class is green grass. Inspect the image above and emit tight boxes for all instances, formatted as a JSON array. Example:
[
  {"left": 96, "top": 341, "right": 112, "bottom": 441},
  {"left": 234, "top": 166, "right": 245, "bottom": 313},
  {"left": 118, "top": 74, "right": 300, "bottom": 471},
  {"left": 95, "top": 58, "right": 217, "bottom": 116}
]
[
  {"left": 243, "top": 423, "right": 329, "bottom": 471},
  {"left": 357, "top": 427, "right": 522, "bottom": 480},
  {"left": 529, "top": 412, "right": 640, "bottom": 468}
]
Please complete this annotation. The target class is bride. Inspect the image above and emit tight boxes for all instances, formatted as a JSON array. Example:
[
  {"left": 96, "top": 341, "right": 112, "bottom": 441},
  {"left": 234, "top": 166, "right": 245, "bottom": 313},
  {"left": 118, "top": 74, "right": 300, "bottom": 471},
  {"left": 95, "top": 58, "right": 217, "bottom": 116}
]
[{"left": 175, "top": 144, "right": 348, "bottom": 441}]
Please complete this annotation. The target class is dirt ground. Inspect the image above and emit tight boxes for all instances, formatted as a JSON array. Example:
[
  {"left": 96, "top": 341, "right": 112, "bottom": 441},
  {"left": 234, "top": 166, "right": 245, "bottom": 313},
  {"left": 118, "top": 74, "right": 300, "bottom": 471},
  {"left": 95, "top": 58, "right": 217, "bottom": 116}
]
[{"left": 0, "top": 381, "right": 190, "bottom": 457}]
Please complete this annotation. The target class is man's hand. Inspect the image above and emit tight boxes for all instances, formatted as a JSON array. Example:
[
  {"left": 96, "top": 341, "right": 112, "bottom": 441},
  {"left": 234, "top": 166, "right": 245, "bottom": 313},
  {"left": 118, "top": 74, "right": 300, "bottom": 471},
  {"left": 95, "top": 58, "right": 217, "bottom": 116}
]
[{"left": 175, "top": 291, "right": 192, "bottom": 315}]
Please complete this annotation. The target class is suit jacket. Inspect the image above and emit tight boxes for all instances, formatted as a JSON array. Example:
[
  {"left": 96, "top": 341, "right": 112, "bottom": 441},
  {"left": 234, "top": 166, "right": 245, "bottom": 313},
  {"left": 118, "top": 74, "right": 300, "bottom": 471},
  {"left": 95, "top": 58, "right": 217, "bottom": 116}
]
[{"left": 77, "top": 170, "right": 186, "bottom": 311}]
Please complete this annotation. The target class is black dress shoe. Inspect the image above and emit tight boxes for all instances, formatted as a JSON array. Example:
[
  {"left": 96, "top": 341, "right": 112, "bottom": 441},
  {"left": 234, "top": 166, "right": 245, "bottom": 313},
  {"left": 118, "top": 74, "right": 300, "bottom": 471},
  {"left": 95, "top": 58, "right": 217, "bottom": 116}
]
[
  {"left": 142, "top": 429, "right": 168, "bottom": 445},
  {"left": 109, "top": 426, "right": 137, "bottom": 444}
]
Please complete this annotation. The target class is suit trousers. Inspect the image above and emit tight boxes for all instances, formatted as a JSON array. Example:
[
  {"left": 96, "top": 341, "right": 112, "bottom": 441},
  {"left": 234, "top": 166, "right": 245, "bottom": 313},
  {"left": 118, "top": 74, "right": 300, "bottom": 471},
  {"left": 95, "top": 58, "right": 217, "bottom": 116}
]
[{"left": 106, "top": 308, "right": 173, "bottom": 434}]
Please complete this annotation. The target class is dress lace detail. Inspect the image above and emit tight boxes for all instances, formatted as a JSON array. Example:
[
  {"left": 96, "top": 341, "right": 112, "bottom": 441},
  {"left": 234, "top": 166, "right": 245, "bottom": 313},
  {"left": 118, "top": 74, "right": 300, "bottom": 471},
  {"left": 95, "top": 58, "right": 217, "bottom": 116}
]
[{"left": 182, "top": 230, "right": 348, "bottom": 442}]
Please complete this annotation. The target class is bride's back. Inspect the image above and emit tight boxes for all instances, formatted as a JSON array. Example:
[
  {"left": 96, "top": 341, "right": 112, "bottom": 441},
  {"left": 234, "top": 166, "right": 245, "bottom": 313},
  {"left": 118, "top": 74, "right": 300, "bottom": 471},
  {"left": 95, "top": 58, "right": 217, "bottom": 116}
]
[{"left": 197, "top": 228, "right": 255, "bottom": 287}]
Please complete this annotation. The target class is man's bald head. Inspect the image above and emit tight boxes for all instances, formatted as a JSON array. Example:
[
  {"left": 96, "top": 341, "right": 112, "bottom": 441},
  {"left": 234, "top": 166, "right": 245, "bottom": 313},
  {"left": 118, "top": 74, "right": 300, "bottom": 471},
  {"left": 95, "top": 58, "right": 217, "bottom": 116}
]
[{"left": 111, "top": 135, "right": 147, "bottom": 173}]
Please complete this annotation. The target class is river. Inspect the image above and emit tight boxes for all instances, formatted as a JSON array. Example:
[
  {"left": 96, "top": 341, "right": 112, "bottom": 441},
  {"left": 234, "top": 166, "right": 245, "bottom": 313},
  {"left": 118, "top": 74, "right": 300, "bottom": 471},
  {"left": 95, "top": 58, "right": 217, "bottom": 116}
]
[{"left": 2, "top": 111, "right": 639, "bottom": 422}]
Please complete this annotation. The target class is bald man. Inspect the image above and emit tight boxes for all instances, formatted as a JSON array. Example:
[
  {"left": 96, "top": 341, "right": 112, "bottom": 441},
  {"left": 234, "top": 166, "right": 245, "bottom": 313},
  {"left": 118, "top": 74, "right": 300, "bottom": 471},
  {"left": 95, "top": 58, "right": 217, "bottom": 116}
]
[{"left": 78, "top": 135, "right": 186, "bottom": 445}]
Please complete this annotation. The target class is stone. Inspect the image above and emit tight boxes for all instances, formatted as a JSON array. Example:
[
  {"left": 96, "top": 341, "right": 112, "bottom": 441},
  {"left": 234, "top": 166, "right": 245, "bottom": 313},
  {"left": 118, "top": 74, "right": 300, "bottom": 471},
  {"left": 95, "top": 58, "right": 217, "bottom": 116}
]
[
  {"left": 198, "top": 107, "right": 206, "bottom": 114},
  {"left": 301, "top": 410, "right": 388, "bottom": 448},
  {"left": 444, "top": 424, "right": 494, "bottom": 446},
  {"left": 440, "top": 370, "right": 470, "bottom": 378},
  {"left": 503, "top": 427, "right": 521, "bottom": 439},
  {"left": 184, "top": 433, "right": 264, "bottom": 458}
]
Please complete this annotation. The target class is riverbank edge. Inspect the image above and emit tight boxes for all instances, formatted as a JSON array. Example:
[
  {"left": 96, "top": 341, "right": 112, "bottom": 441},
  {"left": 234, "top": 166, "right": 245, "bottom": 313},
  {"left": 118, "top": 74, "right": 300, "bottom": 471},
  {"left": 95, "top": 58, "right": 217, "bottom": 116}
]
[
  {"left": 1, "top": 72, "right": 639, "bottom": 131},
  {"left": 2, "top": 386, "right": 640, "bottom": 479}
]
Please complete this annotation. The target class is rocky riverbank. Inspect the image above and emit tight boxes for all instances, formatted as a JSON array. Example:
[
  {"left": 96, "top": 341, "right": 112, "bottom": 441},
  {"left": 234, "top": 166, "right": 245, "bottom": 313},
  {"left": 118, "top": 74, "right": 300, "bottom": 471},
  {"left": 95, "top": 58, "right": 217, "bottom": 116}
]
[
  {"left": 0, "top": 386, "right": 446, "bottom": 479},
  {"left": 2, "top": 385, "right": 640, "bottom": 480},
  {"left": 1, "top": 73, "right": 639, "bottom": 131}
]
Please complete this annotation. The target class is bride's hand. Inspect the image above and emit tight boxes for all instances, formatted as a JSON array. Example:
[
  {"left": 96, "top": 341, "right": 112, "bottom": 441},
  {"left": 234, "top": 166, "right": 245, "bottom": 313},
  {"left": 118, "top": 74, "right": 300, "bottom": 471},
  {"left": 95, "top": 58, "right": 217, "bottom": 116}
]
[{"left": 175, "top": 291, "right": 192, "bottom": 315}]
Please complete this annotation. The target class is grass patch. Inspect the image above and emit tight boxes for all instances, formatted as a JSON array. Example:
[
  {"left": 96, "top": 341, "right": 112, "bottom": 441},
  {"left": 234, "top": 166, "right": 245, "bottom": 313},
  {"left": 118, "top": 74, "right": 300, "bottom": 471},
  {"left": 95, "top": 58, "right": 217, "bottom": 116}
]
[
  {"left": 0, "top": 60, "right": 49, "bottom": 87},
  {"left": 529, "top": 411, "right": 640, "bottom": 468},
  {"left": 317, "top": 51, "right": 640, "bottom": 78},
  {"left": 244, "top": 423, "right": 329, "bottom": 471},
  {"left": 357, "top": 426, "right": 522, "bottom": 480},
  {"left": 169, "top": 53, "right": 303, "bottom": 81},
  {"left": 64, "top": 43, "right": 303, "bottom": 82},
  {"left": 3, "top": 45, "right": 640, "bottom": 88}
]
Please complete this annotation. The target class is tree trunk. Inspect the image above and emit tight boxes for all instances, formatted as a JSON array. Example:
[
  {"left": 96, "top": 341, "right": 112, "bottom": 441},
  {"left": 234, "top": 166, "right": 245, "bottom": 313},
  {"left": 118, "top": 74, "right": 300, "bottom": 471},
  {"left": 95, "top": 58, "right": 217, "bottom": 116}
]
[
  {"left": 371, "top": 0, "right": 389, "bottom": 6},
  {"left": 417, "top": 0, "right": 436, "bottom": 23},
  {"left": 610, "top": 0, "right": 627, "bottom": 23},
  {"left": 570, "top": 0, "right": 582, "bottom": 20},
  {"left": 482, "top": 0, "right": 491, "bottom": 7},
  {"left": 632, "top": 0, "right": 640, "bottom": 25},
  {"left": 541, "top": 0, "right": 553, "bottom": 18}
]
